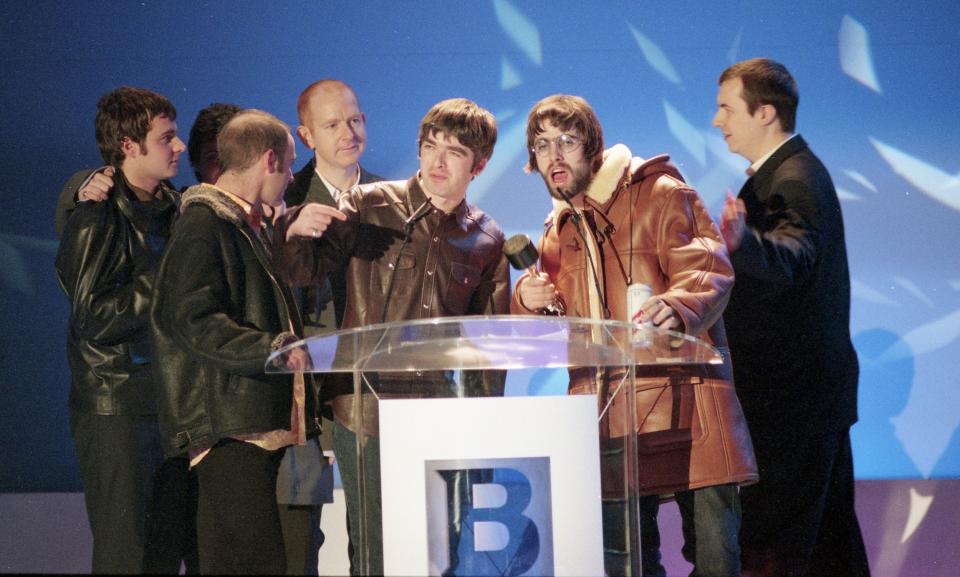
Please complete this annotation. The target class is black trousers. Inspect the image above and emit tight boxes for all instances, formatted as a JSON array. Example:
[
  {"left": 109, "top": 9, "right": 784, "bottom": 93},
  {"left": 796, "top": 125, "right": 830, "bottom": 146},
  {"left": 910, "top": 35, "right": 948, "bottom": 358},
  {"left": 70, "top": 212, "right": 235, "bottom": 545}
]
[
  {"left": 70, "top": 411, "right": 165, "bottom": 574},
  {"left": 740, "top": 427, "right": 870, "bottom": 577},
  {"left": 143, "top": 456, "right": 200, "bottom": 574},
  {"left": 278, "top": 504, "right": 323, "bottom": 575},
  {"left": 194, "top": 440, "right": 286, "bottom": 575}
]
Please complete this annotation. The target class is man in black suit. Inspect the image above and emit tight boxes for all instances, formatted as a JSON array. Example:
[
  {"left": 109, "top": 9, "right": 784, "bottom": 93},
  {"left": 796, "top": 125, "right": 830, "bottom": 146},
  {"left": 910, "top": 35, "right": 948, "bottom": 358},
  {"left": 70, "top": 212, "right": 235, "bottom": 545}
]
[
  {"left": 714, "top": 58, "right": 870, "bottom": 577},
  {"left": 278, "top": 79, "right": 383, "bottom": 575}
]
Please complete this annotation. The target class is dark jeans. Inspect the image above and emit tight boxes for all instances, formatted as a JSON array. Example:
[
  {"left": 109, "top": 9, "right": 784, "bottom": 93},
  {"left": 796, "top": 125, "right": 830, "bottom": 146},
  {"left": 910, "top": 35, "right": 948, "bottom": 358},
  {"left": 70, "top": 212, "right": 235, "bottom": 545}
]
[
  {"left": 645, "top": 484, "right": 742, "bottom": 577},
  {"left": 603, "top": 484, "right": 741, "bottom": 577},
  {"left": 740, "top": 428, "right": 869, "bottom": 577},
  {"left": 70, "top": 411, "right": 165, "bottom": 574},
  {"left": 332, "top": 420, "right": 382, "bottom": 576},
  {"left": 194, "top": 440, "right": 286, "bottom": 575}
]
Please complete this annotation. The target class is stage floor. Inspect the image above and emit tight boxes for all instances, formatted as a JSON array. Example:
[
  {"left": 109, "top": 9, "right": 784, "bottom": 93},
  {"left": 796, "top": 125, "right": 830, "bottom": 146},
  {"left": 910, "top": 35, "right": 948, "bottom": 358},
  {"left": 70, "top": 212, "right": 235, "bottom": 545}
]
[{"left": 2, "top": 480, "right": 957, "bottom": 576}]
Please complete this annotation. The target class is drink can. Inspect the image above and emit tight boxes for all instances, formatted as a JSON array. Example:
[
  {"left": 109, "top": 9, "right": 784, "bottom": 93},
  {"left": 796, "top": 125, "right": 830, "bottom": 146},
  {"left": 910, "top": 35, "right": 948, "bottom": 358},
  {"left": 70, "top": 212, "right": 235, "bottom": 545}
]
[
  {"left": 627, "top": 283, "right": 653, "bottom": 326},
  {"left": 627, "top": 283, "right": 653, "bottom": 344}
]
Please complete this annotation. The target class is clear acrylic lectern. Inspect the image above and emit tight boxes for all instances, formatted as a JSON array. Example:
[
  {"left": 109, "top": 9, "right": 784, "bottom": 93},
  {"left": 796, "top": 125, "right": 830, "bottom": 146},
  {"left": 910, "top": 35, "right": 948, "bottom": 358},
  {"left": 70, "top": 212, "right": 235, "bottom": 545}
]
[{"left": 267, "top": 315, "right": 721, "bottom": 577}]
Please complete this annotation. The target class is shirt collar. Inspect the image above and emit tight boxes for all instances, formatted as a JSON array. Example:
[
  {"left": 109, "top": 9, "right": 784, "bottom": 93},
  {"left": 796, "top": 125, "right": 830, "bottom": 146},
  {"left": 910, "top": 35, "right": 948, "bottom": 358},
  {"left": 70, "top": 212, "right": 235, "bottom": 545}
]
[
  {"left": 208, "top": 184, "right": 263, "bottom": 229},
  {"left": 410, "top": 174, "right": 469, "bottom": 224},
  {"left": 315, "top": 164, "right": 360, "bottom": 202},
  {"left": 748, "top": 134, "right": 797, "bottom": 176}
]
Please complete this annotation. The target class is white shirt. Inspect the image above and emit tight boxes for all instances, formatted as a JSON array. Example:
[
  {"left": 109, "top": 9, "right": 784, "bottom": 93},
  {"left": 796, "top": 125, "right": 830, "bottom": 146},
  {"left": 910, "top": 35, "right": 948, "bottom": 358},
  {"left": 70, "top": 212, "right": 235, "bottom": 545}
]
[
  {"left": 316, "top": 165, "right": 361, "bottom": 202},
  {"left": 748, "top": 134, "right": 797, "bottom": 176}
]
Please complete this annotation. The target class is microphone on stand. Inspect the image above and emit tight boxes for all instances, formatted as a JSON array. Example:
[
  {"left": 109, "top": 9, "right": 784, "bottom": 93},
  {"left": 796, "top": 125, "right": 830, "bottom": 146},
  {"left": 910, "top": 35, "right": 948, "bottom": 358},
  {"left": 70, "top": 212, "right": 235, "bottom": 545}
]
[
  {"left": 382, "top": 197, "right": 435, "bottom": 323},
  {"left": 556, "top": 187, "right": 583, "bottom": 226},
  {"left": 554, "top": 189, "right": 612, "bottom": 417},
  {"left": 404, "top": 197, "right": 435, "bottom": 233},
  {"left": 504, "top": 233, "right": 564, "bottom": 315},
  {"left": 556, "top": 187, "right": 610, "bottom": 319}
]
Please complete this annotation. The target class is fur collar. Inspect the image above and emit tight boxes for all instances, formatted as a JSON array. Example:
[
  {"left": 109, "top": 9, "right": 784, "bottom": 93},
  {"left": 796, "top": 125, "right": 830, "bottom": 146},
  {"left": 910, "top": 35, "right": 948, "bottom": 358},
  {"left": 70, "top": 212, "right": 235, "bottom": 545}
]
[
  {"left": 550, "top": 144, "right": 643, "bottom": 219},
  {"left": 180, "top": 183, "right": 248, "bottom": 228}
]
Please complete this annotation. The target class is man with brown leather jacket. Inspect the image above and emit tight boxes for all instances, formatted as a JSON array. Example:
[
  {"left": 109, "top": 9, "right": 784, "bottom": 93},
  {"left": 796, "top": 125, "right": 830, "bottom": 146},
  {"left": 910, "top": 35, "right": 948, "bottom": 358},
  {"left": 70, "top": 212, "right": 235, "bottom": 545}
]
[
  {"left": 512, "top": 94, "right": 757, "bottom": 577},
  {"left": 275, "top": 97, "right": 510, "bottom": 575}
]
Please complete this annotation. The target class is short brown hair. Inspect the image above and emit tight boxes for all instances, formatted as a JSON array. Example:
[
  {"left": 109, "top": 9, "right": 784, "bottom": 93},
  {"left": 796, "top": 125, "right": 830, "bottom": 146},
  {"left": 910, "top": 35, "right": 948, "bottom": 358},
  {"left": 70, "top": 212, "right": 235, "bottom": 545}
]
[
  {"left": 417, "top": 98, "right": 497, "bottom": 170},
  {"left": 525, "top": 94, "right": 604, "bottom": 174},
  {"left": 719, "top": 58, "right": 799, "bottom": 133},
  {"left": 95, "top": 86, "right": 177, "bottom": 166},
  {"left": 217, "top": 109, "right": 290, "bottom": 174}
]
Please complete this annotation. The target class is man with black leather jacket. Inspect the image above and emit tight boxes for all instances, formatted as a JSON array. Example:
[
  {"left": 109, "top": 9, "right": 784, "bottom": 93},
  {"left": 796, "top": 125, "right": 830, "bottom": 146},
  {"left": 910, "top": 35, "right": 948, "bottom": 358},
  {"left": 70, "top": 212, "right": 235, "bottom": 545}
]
[{"left": 55, "top": 86, "right": 185, "bottom": 574}]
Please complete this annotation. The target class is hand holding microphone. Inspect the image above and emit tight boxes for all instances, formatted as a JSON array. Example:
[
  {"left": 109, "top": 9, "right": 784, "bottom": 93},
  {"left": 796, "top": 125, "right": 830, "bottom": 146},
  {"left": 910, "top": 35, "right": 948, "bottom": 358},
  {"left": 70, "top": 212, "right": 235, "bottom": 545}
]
[{"left": 504, "top": 233, "right": 564, "bottom": 314}]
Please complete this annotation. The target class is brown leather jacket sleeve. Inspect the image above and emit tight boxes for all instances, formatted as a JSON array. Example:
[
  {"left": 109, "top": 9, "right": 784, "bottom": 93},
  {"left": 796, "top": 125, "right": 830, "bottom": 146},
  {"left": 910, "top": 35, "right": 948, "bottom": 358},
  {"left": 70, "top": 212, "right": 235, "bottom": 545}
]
[
  {"left": 272, "top": 203, "right": 355, "bottom": 289},
  {"left": 653, "top": 182, "right": 734, "bottom": 337}
]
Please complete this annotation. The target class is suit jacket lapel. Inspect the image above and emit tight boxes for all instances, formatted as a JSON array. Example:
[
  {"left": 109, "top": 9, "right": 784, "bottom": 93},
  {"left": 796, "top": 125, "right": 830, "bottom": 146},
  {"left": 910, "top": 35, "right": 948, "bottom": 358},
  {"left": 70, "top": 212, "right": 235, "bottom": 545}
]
[
  {"left": 305, "top": 172, "right": 336, "bottom": 207},
  {"left": 288, "top": 160, "right": 382, "bottom": 207},
  {"left": 358, "top": 166, "right": 381, "bottom": 186},
  {"left": 748, "top": 135, "right": 808, "bottom": 202},
  {"left": 287, "top": 159, "right": 315, "bottom": 206}
]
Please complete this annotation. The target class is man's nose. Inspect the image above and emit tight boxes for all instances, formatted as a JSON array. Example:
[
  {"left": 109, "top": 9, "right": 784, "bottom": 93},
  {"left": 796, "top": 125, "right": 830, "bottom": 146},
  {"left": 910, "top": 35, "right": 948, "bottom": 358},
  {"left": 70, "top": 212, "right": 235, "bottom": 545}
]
[
  {"left": 552, "top": 142, "right": 565, "bottom": 161},
  {"left": 339, "top": 123, "right": 356, "bottom": 142}
]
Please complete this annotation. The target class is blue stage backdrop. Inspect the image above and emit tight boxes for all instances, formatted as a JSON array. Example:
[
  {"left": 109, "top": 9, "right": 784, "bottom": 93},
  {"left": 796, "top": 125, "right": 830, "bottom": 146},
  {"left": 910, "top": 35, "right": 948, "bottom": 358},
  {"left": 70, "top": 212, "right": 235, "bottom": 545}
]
[{"left": 1, "top": 0, "right": 957, "bottom": 490}]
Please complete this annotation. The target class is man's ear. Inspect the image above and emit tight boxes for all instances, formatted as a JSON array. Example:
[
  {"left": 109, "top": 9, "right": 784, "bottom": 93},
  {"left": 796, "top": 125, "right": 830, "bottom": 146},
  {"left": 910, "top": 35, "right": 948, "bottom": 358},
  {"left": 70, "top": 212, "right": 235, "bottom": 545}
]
[
  {"left": 264, "top": 149, "right": 278, "bottom": 173},
  {"left": 471, "top": 157, "right": 488, "bottom": 178},
  {"left": 758, "top": 104, "right": 779, "bottom": 128},
  {"left": 296, "top": 125, "right": 314, "bottom": 149},
  {"left": 121, "top": 137, "right": 140, "bottom": 159}
]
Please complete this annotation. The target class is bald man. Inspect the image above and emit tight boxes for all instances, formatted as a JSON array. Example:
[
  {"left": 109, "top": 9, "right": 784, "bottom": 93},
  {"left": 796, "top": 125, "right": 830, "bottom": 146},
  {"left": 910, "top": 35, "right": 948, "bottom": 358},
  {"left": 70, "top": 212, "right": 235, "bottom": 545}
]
[{"left": 278, "top": 79, "right": 384, "bottom": 575}]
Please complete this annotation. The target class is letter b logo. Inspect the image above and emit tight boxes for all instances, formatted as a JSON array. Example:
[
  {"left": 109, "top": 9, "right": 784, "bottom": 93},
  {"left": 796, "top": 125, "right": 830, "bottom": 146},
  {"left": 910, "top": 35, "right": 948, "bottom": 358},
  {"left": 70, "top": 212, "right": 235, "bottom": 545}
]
[{"left": 425, "top": 458, "right": 553, "bottom": 576}]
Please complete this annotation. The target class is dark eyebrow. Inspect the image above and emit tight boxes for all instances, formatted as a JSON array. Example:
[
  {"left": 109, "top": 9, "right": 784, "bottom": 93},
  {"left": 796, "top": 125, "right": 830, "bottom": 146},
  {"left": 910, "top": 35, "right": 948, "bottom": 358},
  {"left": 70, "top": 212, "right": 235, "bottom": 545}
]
[{"left": 424, "top": 133, "right": 468, "bottom": 154}]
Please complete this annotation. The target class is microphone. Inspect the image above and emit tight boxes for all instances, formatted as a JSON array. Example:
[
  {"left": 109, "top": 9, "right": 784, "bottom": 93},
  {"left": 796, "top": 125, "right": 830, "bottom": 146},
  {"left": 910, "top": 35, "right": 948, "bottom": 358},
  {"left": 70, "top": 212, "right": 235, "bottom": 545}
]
[
  {"left": 556, "top": 188, "right": 610, "bottom": 319},
  {"left": 382, "top": 197, "right": 435, "bottom": 323},
  {"left": 503, "top": 233, "right": 539, "bottom": 276},
  {"left": 556, "top": 187, "right": 583, "bottom": 225},
  {"left": 504, "top": 233, "right": 565, "bottom": 315},
  {"left": 405, "top": 197, "right": 434, "bottom": 232}
]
